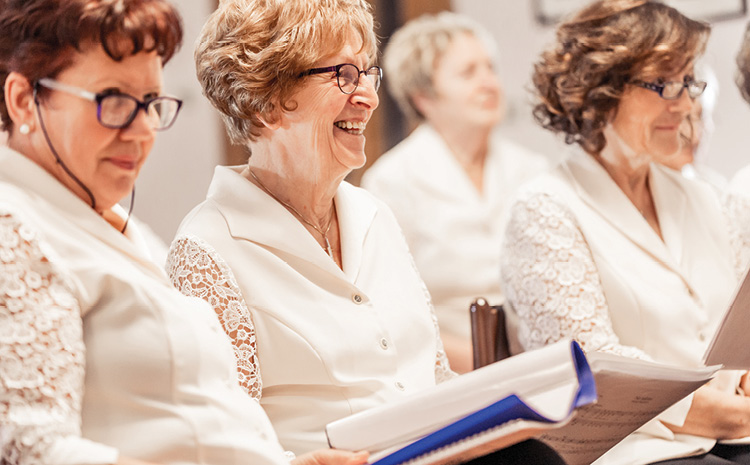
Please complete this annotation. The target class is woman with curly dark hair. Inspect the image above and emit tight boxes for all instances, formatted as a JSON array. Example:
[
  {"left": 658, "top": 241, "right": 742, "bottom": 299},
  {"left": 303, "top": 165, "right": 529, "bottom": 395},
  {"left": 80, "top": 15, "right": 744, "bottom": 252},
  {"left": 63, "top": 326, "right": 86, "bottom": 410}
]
[{"left": 501, "top": 1, "right": 750, "bottom": 464}]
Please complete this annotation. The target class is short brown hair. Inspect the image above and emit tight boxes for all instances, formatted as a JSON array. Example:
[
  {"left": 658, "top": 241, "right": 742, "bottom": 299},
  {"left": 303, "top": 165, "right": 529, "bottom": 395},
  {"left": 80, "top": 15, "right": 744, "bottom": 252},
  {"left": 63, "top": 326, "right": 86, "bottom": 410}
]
[
  {"left": 0, "top": 0, "right": 183, "bottom": 132},
  {"left": 195, "top": 0, "right": 377, "bottom": 146},
  {"left": 532, "top": 0, "right": 710, "bottom": 155}
]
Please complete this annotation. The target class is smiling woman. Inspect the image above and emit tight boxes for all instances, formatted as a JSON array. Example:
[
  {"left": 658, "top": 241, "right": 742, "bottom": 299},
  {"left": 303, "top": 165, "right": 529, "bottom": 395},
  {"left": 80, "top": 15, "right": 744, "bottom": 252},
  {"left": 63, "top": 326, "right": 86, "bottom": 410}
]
[
  {"left": 164, "top": 0, "right": 564, "bottom": 463},
  {"left": 500, "top": 1, "right": 750, "bottom": 464},
  {"left": 0, "top": 0, "right": 316, "bottom": 464}
]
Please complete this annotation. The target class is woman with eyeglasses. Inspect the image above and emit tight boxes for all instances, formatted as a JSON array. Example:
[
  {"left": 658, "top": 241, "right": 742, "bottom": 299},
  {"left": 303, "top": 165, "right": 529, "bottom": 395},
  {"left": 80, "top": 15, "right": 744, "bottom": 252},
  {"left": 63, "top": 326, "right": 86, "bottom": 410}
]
[
  {"left": 500, "top": 1, "right": 750, "bottom": 464},
  {"left": 0, "top": 1, "right": 371, "bottom": 464},
  {"left": 165, "top": 0, "right": 567, "bottom": 463}
]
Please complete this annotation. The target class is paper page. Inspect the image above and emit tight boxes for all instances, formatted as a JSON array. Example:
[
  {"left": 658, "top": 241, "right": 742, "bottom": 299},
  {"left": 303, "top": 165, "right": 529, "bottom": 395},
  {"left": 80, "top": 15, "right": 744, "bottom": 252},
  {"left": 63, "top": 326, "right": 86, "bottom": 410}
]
[
  {"left": 326, "top": 340, "right": 579, "bottom": 452},
  {"left": 540, "top": 368, "right": 714, "bottom": 465},
  {"left": 704, "top": 264, "right": 750, "bottom": 369}
]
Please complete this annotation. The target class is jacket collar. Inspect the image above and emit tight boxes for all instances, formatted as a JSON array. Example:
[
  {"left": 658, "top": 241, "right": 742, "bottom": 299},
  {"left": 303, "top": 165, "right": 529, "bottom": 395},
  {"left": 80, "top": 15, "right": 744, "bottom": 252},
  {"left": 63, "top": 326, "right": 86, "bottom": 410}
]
[
  {"left": 206, "top": 165, "right": 377, "bottom": 282},
  {"left": 563, "top": 152, "right": 688, "bottom": 278},
  {"left": 0, "top": 146, "right": 169, "bottom": 284}
]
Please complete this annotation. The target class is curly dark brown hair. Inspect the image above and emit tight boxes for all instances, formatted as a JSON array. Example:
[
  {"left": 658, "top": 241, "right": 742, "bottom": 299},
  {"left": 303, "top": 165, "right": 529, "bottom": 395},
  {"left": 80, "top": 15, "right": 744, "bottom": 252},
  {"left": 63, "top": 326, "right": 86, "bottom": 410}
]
[
  {"left": 532, "top": 0, "right": 710, "bottom": 155},
  {"left": 0, "top": 0, "right": 183, "bottom": 132}
]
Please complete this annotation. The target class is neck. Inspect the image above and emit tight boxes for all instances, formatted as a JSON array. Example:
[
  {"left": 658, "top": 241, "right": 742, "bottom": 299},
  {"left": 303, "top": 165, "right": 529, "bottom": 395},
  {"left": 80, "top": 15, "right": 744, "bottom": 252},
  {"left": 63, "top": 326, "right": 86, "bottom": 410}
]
[
  {"left": 431, "top": 121, "right": 491, "bottom": 168},
  {"left": 247, "top": 142, "right": 342, "bottom": 229},
  {"left": 599, "top": 125, "right": 652, "bottom": 198}
]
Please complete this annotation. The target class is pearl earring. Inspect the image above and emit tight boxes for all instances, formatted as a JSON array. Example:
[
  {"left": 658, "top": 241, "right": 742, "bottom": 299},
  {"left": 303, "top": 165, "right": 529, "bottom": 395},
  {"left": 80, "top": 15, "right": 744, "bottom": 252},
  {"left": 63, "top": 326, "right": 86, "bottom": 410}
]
[{"left": 19, "top": 123, "right": 30, "bottom": 135}]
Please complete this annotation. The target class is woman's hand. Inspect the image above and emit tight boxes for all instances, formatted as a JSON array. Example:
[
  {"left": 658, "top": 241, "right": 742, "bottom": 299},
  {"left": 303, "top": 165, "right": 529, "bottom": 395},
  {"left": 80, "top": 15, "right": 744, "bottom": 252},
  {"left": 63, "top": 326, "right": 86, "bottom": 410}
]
[
  {"left": 664, "top": 384, "right": 750, "bottom": 439},
  {"left": 291, "top": 449, "right": 369, "bottom": 465}
]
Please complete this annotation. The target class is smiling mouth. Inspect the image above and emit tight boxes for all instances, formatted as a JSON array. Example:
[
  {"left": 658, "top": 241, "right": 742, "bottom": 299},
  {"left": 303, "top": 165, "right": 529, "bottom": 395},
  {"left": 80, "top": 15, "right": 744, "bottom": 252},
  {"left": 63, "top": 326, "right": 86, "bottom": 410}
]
[{"left": 334, "top": 120, "right": 366, "bottom": 135}]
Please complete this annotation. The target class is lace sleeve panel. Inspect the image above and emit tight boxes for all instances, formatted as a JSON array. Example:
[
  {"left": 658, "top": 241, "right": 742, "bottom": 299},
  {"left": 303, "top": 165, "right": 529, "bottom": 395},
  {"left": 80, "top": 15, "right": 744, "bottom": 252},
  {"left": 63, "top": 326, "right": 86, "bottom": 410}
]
[
  {"left": 500, "top": 193, "right": 650, "bottom": 360},
  {"left": 722, "top": 192, "right": 750, "bottom": 278},
  {"left": 0, "top": 213, "right": 117, "bottom": 465},
  {"left": 166, "top": 235, "right": 262, "bottom": 401},
  {"left": 397, "top": 231, "right": 456, "bottom": 383}
]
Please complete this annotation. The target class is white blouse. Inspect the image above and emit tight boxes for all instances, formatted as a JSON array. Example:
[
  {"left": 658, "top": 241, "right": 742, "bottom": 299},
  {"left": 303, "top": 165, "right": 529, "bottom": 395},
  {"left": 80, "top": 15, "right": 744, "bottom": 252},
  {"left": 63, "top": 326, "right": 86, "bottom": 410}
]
[
  {"left": 362, "top": 124, "right": 549, "bottom": 341},
  {"left": 167, "top": 165, "right": 454, "bottom": 455},
  {"left": 0, "top": 146, "right": 288, "bottom": 465},
  {"left": 500, "top": 151, "right": 750, "bottom": 465}
]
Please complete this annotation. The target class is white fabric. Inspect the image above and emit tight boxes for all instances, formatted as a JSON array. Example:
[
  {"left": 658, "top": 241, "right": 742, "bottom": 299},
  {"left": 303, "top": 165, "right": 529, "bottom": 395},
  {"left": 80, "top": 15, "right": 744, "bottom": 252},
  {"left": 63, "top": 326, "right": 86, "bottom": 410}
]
[
  {"left": 361, "top": 124, "right": 549, "bottom": 340},
  {"left": 729, "top": 164, "right": 750, "bottom": 197},
  {"left": 0, "top": 146, "right": 288, "bottom": 465},
  {"left": 167, "top": 165, "right": 454, "bottom": 455},
  {"left": 500, "top": 151, "right": 750, "bottom": 465}
]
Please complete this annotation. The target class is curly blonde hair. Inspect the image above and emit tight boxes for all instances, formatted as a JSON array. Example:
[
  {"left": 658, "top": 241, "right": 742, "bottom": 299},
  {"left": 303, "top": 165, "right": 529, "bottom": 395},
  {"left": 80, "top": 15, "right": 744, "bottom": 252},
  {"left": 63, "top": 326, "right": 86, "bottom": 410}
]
[
  {"left": 383, "top": 12, "right": 497, "bottom": 124},
  {"left": 532, "top": 0, "right": 710, "bottom": 155},
  {"left": 195, "top": 0, "right": 377, "bottom": 146}
]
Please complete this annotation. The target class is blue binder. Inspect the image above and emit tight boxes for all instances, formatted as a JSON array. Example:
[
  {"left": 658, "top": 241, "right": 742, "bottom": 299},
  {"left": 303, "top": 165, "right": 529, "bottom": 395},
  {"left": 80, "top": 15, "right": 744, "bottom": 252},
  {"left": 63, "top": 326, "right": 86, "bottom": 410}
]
[{"left": 370, "top": 341, "right": 596, "bottom": 465}]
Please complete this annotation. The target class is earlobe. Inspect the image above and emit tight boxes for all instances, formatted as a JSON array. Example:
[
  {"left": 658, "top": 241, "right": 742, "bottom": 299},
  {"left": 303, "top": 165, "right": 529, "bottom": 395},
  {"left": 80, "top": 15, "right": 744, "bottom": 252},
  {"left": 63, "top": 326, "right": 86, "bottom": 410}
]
[
  {"left": 411, "top": 92, "right": 434, "bottom": 120},
  {"left": 257, "top": 106, "right": 282, "bottom": 131},
  {"left": 5, "top": 72, "right": 37, "bottom": 133}
]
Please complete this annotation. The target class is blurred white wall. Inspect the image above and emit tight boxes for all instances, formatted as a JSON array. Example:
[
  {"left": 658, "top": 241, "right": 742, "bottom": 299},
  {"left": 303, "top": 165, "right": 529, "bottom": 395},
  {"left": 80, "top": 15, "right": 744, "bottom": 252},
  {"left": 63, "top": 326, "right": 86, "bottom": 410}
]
[
  {"left": 453, "top": 1, "right": 750, "bottom": 178},
  {"left": 136, "top": 1, "right": 750, "bottom": 243},
  {"left": 135, "top": 0, "right": 224, "bottom": 243}
]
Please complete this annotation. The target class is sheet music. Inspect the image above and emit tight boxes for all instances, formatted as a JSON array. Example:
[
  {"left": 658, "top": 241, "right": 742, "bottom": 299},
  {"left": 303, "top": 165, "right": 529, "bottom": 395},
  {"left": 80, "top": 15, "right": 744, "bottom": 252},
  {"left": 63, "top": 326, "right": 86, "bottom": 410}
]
[{"left": 704, "top": 265, "right": 750, "bottom": 369}]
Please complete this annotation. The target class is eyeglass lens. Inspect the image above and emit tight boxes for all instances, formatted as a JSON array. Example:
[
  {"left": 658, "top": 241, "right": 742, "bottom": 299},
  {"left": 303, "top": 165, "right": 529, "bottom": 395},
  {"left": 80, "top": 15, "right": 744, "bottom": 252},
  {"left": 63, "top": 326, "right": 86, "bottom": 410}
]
[
  {"left": 99, "top": 94, "right": 181, "bottom": 130},
  {"left": 661, "top": 81, "right": 706, "bottom": 99},
  {"left": 337, "top": 64, "right": 381, "bottom": 94}
]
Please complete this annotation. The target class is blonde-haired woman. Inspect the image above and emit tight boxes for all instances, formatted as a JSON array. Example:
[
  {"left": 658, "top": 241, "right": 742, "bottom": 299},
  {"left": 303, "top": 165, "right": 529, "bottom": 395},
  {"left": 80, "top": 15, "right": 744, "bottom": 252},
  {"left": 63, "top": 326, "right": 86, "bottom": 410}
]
[{"left": 167, "top": 0, "right": 564, "bottom": 463}]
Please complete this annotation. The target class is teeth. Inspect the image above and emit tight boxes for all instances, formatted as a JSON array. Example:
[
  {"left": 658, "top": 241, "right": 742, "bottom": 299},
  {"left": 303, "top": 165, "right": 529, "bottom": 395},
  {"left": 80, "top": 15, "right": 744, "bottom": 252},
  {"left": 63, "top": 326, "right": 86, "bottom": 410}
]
[{"left": 335, "top": 121, "right": 366, "bottom": 131}]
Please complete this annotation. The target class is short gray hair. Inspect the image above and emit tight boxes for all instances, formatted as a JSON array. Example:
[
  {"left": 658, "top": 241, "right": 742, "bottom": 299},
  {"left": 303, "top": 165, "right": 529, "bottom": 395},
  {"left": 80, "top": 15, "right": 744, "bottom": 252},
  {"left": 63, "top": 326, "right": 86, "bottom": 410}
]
[{"left": 383, "top": 12, "right": 497, "bottom": 123}]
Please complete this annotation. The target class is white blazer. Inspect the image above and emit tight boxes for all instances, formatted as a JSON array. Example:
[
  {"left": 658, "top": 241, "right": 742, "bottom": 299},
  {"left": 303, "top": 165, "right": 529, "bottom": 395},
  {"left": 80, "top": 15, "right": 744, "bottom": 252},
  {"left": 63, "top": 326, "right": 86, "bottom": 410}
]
[
  {"left": 0, "top": 146, "right": 287, "bottom": 465},
  {"left": 501, "top": 151, "right": 748, "bottom": 465},
  {"left": 170, "top": 166, "right": 451, "bottom": 454},
  {"left": 362, "top": 124, "right": 549, "bottom": 340}
]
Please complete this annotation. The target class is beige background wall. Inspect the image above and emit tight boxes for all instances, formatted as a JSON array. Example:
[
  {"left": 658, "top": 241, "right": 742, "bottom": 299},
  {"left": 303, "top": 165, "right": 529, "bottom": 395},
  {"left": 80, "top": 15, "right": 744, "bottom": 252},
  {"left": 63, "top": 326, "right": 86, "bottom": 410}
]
[{"left": 75, "top": 2, "right": 750, "bottom": 242}]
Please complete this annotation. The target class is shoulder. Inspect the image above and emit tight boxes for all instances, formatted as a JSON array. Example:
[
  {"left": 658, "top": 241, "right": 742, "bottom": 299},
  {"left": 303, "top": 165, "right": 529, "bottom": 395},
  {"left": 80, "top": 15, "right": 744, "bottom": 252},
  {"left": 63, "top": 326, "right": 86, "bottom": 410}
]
[
  {"left": 729, "top": 164, "right": 750, "bottom": 197},
  {"left": 341, "top": 181, "right": 399, "bottom": 222},
  {"left": 513, "top": 159, "right": 574, "bottom": 199},
  {"left": 361, "top": 126, "right": 436, "bottom": 190},
  {"left": 653, "top": 163, "right": 721, "bottom": 210},
  {"left": 175, "top": 197, "right": 230, "bottom": 242},
  {"left": 493, "top": 136, "right": 550, "bottom": 169},
  {"left": 340, "top": 182, "right": 409, "bottom": 245}
]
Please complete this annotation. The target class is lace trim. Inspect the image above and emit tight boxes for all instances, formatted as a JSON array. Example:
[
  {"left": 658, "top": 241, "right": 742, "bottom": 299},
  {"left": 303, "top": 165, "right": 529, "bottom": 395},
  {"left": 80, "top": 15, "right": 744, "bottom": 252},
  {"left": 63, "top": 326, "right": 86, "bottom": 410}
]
[
  {"left": 723, "top": 192, "right": 750, "bottom": 278},
  {"left": 500, "top": 192, "right": 650, "bottom": 360},
  {"left": 0, "top": 212, "right": 87, "bottom": 465},
  {"left": 166, "top": 235, "right": 262, "bottom": 401},
  {"left": 398, "top": 227, "right": 456, "bottom": 383}
]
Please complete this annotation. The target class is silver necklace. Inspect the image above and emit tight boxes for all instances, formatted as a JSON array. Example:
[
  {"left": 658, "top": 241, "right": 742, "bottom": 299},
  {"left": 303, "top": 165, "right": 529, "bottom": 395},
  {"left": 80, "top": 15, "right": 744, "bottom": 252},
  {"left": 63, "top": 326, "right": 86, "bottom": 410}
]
[{"left": 248, "top": 168, "right": 335, "bottom": 257}]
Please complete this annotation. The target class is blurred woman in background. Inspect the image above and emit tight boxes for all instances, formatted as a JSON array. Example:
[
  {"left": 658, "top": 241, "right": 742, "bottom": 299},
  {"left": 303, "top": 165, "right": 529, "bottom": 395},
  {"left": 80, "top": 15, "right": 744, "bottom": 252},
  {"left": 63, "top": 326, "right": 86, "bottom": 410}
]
[{"left": 362, "top": 12, "right": 548, "bottom": 373}]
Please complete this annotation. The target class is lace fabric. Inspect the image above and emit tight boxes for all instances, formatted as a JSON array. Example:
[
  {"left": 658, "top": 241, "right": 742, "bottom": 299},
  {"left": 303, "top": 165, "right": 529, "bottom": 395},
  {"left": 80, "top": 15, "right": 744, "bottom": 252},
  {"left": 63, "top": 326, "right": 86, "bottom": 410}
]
[
  {"left": 401, "top": 232, "right": 456, "bottom": 383},
  {"left": 500, "top": 193, "right": 651, "bottom": 359},
  {"left": 501, "top": 189, "right": 750, "bottom": 359},
  {"left": 0, "top": 213, "right": 86, "bottom": 465},
  {"left": 723, "top": 191, "right": 750, "bottom": 277},
  {"left": 166, "top": 234, "right": 456, "bottom": 399},
  {"left": 166, "top": 235, "right": 262, "bottom": 401}
]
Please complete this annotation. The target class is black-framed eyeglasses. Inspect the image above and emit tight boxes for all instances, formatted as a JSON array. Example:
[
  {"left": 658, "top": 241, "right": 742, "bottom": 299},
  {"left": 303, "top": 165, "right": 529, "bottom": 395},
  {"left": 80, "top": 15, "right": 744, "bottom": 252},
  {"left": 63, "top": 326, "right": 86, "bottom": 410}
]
[
  {"left": 36, "top": 78, "right": 183, "bottom": 130},
  {"left": 299, "top": 63, "right": 382, "bottom": 95},
  {"left": 630, "top": 78, "right": 707, "bottom": 100}
]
